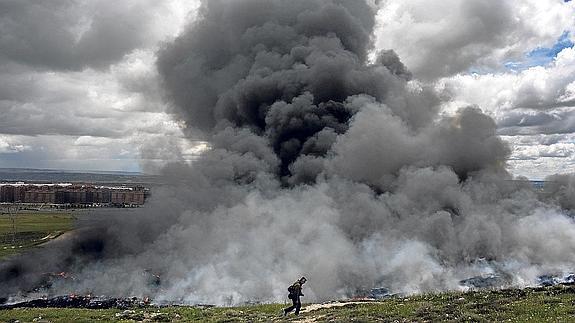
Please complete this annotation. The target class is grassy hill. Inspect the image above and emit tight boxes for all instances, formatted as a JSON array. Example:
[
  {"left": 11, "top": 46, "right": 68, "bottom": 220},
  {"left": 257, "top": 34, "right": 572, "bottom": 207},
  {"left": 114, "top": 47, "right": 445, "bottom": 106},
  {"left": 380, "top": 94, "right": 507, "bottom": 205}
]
[
  {"left": 1, "top": 285, "right": 575, "bottom": 322},
  {"left": 0, "top": 212, "right": 74, "bottom": 259}
]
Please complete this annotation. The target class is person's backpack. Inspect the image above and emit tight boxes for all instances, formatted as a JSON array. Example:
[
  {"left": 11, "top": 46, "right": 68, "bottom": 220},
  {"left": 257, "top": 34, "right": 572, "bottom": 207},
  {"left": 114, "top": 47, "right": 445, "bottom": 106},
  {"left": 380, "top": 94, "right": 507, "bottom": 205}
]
[{"left": 287, "top": 284, "right": 296, "bottom": 294}]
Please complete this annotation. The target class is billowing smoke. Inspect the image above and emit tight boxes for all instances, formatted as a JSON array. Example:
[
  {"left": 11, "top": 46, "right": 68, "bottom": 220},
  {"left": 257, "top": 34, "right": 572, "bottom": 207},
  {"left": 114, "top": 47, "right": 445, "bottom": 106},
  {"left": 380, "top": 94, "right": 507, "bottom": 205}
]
[
  {"left": 155, "top": 0, "right": 507, "bottom": 183},
  {"left": 2, "top": 0, "right": 575, "bottom": 305},
  {"left": 544, "top": 174, "right": 575, "bottom": 211}
]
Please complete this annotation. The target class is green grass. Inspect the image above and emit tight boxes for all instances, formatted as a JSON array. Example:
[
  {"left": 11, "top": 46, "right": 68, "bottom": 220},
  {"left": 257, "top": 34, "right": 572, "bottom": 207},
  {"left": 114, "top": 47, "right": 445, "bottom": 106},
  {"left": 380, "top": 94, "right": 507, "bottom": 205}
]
[
  {"left": 0, "top": 212, "right": 75, "bottom": 259},
  {"left": 2, "top": 286, "right": 575, "bottom": 322},
  {"left": 309, "top": 287, "right": 575, "bottom": 322}
]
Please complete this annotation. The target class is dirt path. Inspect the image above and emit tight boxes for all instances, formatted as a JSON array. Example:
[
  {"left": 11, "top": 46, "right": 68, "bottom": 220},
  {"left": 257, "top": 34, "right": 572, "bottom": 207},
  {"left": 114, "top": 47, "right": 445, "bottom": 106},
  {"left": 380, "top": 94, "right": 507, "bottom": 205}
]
[
  {"left": 37, "top": 229, "right": 80, "bottom": 247},
  {"left": 293, "top": 300, "right": 379, "bottom": 322},
  {"left": 301, "top": 300, "right": 379, "bottom": 313}
]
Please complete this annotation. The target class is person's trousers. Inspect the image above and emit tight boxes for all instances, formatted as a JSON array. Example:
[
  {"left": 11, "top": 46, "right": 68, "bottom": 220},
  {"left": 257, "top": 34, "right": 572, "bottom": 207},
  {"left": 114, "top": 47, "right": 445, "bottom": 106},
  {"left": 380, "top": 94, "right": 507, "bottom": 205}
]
[{"left": 284, "top": 296, "right": 301, "bottom": 315}]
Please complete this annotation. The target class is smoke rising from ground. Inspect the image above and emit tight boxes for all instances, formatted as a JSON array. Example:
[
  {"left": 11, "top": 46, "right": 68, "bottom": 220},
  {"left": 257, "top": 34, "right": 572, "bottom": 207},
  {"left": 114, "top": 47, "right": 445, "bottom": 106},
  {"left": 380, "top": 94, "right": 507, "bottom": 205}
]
[{"left": 2, "top": 0, "right": 575, "bottom": 305}]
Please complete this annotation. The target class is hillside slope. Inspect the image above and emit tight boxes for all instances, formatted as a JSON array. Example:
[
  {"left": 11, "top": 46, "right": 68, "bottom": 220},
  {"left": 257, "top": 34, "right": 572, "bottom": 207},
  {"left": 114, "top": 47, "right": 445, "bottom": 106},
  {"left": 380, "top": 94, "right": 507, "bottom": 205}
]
[{"left": 1, "top": 286, "right": 575, "bottom": 322}]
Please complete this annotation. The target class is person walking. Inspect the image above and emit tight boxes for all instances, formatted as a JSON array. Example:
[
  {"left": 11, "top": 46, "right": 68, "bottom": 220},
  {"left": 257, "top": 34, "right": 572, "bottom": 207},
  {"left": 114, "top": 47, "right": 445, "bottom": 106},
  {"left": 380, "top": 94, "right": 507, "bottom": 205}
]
[{"left": 284, "top": 277, "right": 307, "bottom": 316}]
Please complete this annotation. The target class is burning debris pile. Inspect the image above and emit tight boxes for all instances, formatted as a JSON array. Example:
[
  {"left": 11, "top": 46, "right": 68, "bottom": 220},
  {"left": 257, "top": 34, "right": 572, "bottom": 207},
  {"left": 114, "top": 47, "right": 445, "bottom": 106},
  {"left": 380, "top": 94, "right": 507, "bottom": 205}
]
[
  {"left": 537, "top": 273, "right": 575, "bottom": 287},
  {"left": 458, "top": 272, "right": 575, "bottom": 291},
  {"left": 460, "top": 274, "right": 507, "bottom": 290},
  {"left": 0, "top": 295, "right": 150, "bottom": 310},
  {"left": 33, "top": 272, "right": 76, "bottom": 292},
  {"left": 1, "top": 0, "right": 575, "bottom": 305}
]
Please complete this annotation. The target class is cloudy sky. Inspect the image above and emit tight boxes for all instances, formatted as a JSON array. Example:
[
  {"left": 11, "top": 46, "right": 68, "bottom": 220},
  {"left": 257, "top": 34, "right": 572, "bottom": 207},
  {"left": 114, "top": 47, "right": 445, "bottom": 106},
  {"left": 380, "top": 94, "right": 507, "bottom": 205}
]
[{"left": 0, "top": 0, "right": 573, "bottom": 179}]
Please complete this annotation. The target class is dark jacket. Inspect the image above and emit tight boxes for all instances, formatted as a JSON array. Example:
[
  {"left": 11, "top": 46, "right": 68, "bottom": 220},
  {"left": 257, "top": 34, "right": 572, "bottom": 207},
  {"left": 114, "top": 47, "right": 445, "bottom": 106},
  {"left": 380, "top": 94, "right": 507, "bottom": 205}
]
[{"left": 288, "top": 282, "right": 304, "bottom": 298}]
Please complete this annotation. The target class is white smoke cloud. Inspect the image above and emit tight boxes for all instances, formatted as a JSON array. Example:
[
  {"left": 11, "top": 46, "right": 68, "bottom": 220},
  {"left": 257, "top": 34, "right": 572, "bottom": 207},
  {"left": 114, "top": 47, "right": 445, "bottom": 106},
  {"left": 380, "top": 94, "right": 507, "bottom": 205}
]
[{"left": 1, "top": 0, "right": 575, "bottom": 307}]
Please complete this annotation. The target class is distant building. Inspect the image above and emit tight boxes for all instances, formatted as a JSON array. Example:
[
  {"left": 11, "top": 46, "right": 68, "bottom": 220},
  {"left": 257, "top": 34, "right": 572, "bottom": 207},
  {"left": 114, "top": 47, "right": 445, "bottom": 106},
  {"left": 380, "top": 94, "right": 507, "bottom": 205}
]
[
  {"left": 24, "top": 186, "right": 56, "bottom": 203},
  {"left": 0, "top": 185, "right": 14, "bottom": 202},
  {"left": 0, "top": 183, "right": 27, "bottom": 202},
  {"left": 111, "top": 190, "right": 145, "bottom": 206},
  {"left": 0, "top": 183, "right": 148, "bottom": 206}
]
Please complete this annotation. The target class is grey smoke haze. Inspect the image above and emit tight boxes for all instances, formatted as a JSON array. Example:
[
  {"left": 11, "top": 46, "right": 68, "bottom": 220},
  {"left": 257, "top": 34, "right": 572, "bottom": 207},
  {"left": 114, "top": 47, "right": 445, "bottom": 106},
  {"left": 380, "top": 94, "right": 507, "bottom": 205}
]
[
  {"left": 2, "top": 0, "right": 575, "bottom": 305},
  {"left": 545, "top": 173, "right": 575, "bottom": 211}
]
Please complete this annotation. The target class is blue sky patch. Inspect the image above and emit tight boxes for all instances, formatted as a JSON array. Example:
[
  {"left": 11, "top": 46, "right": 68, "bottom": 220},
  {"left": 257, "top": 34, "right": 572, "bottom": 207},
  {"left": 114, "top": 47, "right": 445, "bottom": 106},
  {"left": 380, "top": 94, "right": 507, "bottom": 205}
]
[{"left": 504, "top": 32, "right": 574, "bottom": 71}]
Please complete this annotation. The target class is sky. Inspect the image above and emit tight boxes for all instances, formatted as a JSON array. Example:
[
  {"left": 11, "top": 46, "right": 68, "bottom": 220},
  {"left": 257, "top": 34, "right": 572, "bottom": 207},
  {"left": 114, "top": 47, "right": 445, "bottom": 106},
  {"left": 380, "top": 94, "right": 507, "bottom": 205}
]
[{"left": 0, "top": 0, "right": 573, "bottom": 179}]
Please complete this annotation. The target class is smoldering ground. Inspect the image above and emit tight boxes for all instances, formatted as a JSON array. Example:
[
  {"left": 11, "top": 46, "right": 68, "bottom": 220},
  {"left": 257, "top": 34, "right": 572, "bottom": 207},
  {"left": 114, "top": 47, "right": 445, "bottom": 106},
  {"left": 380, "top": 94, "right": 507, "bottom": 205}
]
[{"left": 2, "top": 0, "right": 575, "bottom": 306}]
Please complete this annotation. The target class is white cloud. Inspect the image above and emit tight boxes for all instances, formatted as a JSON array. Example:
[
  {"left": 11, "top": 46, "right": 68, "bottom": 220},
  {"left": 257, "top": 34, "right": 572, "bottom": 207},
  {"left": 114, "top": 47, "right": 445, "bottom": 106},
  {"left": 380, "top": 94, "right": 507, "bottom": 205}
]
[
  {"left": 440, "top": 47, "right": 575, "bottom": 116},
  {"left": 74, "top": 136, "right": 115, "bottom": 147},
  {"left": 507, "top": 158, "right": 575, "bottom": 180},
  {"left": 375, "top": 0, "right": 575, "bottom": 80},
  {"left": 0, "top": 60, "right": 176, "bottom": 138},
  {"left": 0, "top": 0, "right": 200, "bottom": 70},
  {"left": 0, "top": 136, "right": 29, "bottom": 154},
  {"left": 501, "top": 132, "right": 575, "bottom": 178},
  {"left": 436, "top": 47, "right": 575, "bottom": 179},
  {"left": 0, "top": 1, "right": 202, "bottom": 172}
]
